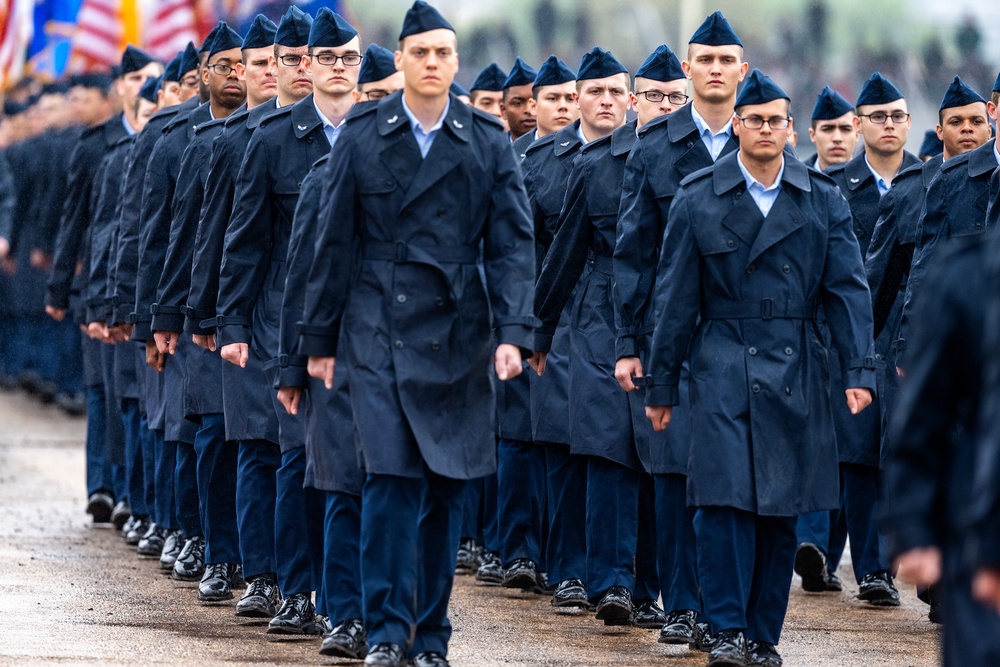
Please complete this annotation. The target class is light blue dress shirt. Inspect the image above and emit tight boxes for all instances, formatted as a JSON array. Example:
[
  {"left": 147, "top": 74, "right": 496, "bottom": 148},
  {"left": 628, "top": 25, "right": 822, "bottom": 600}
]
[
  {"left": 122, "top": 113, "right": 137, "bottom": 136},
  {"left": 313, "top": 99, "right": 345, "bottom": 148},
  {"left": 864, "top": 156, "right": 892, "bottom": 196},
  {"left": 691, "top": 104, "right": 734, "bottom": 162},
  {"left": 402, "top": 95, "right": 450, "bottom": 158},
  {"left": 737, "top": 153, "right": 784, "bottom": 218}
]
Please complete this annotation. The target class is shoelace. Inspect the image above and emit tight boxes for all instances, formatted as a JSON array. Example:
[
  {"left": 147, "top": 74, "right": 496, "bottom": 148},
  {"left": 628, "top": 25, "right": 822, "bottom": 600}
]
[
  {"left": 204, "top": 563, "right": 229, "bottom": 579},
  {"left": 245, "top": 578, "right": 271, "bottom": 598}
]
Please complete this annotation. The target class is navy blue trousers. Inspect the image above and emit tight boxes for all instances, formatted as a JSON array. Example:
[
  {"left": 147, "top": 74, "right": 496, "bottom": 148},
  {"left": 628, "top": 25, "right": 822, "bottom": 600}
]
[
  {"left": 544, "top": 442, "right": 587, "bottom": 585},
  {"left": 323, "top": 490, "right": 363, "bottom": 625},
  {"left": 55, "top": 318, "right": 83, "bottom": 395},
  {"left": 585, "top": 456, "right": 639, "bottom": 600},
  {"left": 481, "top": 471, "right": 499, "bottom": 553},
  {"left": 274, "top": 446, "right": 325, "bottom": 602},
  {"left": 694, "top": 507, "right": 797, "bottom": 645},
  {"left": 121, "top": 398, "right": 147, "bottom": 517},
  {"left": 174, "top": 441, "right": 202, "bottom": 538},
  {"left": 654, "top": 473, "right": 701, "bottom": 614},
  {"left": 796, "top": 507, "right": 847, "bottom": 574},
  {"left": 497, "top": 438, "right": 546, "bottom": 567},
  {"left": 99, "top": 343, "right": 126, "bottom": 502},
  {"left": 85, "top": 385, "right": 112, "bottom": 497},
  {"left": 361, "top": 472, "right": 465, "bottom": 657},
  {"left": 193, "top": 414, "right": 239, "bottom": 564},
  {"left": 941, "top": 562, "right": 1000, "bottom": 666},
  {"left": 635, "top": 475, "right": 661, "bottom": 604},
  {"left": 840, "top": 462, "right": 888, "bottom": 581},
  {"left": 459, "top": 476, "right": 483, "bottom": 542},
  {"left": 236, "top": 439, "right": 279, "bottom": 580},
  {"left": 139, "top": 414, "right": 157, "bottom": 522},
  {"left": 154, "top": 433, "right": 177, "bottom": 530}
]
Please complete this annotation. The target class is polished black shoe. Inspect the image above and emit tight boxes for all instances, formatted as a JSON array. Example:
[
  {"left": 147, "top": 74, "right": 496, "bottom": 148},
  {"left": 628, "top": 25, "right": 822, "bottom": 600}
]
[
  {"left": 320, "top": 617, "right": 368, "bottom": 659},
  {"left": 55, "top": 391, "right": 86, "bottom": 416},
  {"left": 633, "top": 599, "right": 666, "bottom": 629},
  {"left": 412, "top": 650, "right": 451, "bottom": 667},
  {"left": 502, "top": 558, "right": 538, "bottom": 590},
  {"left": 858, "top": 570, "right": 901, "bottom": 607},
  {"left": 475, "top": 551, "right": 503, "bottom": 586},
  {"left": 120, "top": 515, "right": 138, "bottom": 537},
  {"left": 455, "top": 538, "right": 483, "bottom": 575},
  {"left": 363, "top": 642, "right": 407, "bottom": 667},
  {"left": 236, "top": 576, "right": 281, "bottom": 617},
  {"left": 136, "top": 523, "right": 165, "bottom": 554},
  {"left": 127, "top": 518, "right": 151, "bottom": 546},
  {"left": 110, "top": 500, "right": 131, "bottom": 530},
  {"left": 533, "top": 571, "right": 555, "bottom": 596},
  {"left": 794, "top": 542, "right": 829, "bottom": 592},
  {"left": 159, "top": 530, "right": 184, "bottom": 570},
  {"left": 86, "top": 492, "right": 114, "bottom": 524},
  {"left": 198, "top": 562, "right": 238, "bottom": 602},
  {"left": 171, "top": 536, "right": 206, "bottom": 581},
  {"left": 708, "top": 629, "right": 748, "bottom": 666},
  {"left": 659, "top": 609, "right": 697, "bottom": 644},
  {"left": 748, "top": 640, "right": 782, "bottom": 667},
  {"left": 595, "top": 586, "right": 633, "bottom": 626},
  {"left": 267, "top": 592, "right": 319, "bottom": 634},
  {"left": 315, "top": 614, "right": 332, "bottom": 636},
  {"left": 691, "top": 622, "right": 716, "bottom": 652},
  {"left": 551, "top": 578, "right": 589, "bottom": 608},
  {"left": 825, "top": 571, "right": 843, "bottom": 592}
]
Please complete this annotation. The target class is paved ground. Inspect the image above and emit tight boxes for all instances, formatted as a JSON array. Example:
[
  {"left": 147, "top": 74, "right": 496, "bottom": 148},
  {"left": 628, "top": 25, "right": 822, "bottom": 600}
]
[{"left": 0, "top": 390, "right": 940, "bottom": 666}]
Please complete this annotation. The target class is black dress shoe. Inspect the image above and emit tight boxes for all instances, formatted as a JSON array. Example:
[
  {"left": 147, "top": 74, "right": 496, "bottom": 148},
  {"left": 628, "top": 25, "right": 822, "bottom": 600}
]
[
  {"left": 127, "top": 518, "right": 151, "bottom": 546},
  {"left": 267, "top": 592, "right": 319, "bottom": 634},
  {"left": 320, "top": 617, "right": 368, "bottom": 659},
  {"left": 236, "top": 576, "right": 281, "bottom": 617},
  {"left": 136, "top": 523, "right": 165, "bottom": 554},
  {"left": 159, "top": 530, "right": 184, "bottom": 569},
  {"left": 691, "top": 622, "right": 716, "bottom": 652},
  {"left": 110, "top": 501, "right": 131, "bottom": 530},
  {"left": 633, "top": 599, "right": 666, "bottom": 629},
  {"left": 86, "top": 492, "right": 114, "bottom": 523},
  {"left": 172, "top": 536, "right": 206, "bottom": 581},
  {"left": 502, "top": 558, "right": 538, "bottom": 590},
  {"left": 412, "top": 650, "right": 451, "bottom": 667},
  {"left": 551, "top": 578, "right": 589, "bottom": 608},
  {"left": 858, "top": 570, "right": 901, "bottom": 606},
  {"left": 659, "top": 609, "right": 697, "bottom": 644},
  {"left": 595, "top": 586, "right": 634, "bottom": 626},
  {"left": 533, "top": 571, "right": 555, "bottom": 596},
  {"left": 475, "top": 551, "right": 503, "bottom": 585},
  {"left": 56, "top": 391, "right": 86, "bottom": 416},
  {"left": 708, "top": 628, "right": 748, "bottom": 666},
  {"left": 363, "top": 642, "right": 407, "bottom": 667},
  {"left": 748, "top": 640, "right": 782, "bottom": 667},
  {"left": 825, "top": 571, "right": 843, "bottom": 592},
  {"left": 794, "top": 542, "right": 828, "bottom": 592},
  {"left": 198, "top": 562, "right": 238, "bottom": 602},
  {"left": 121, "top": 515, "right": 138, "bottom": 537},
  {"left": 455, "top": 538, "right": 483, "bottom": 575}
]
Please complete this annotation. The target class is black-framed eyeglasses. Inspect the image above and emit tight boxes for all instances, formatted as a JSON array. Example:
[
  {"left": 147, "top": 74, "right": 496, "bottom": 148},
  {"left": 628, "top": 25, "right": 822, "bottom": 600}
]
[
  {"left": 364, "top": 89, "right": 391, "bottom": 101},
  {"left": 859, "top": 111, "right": 910, "bottom": 125},
  {"left": 636, "top": 91, "right": 689, "bottom": 105},
  {"left": 311, "top": 53, "right": 363, "bottom": 67},
  {"left": 736, "top": 115, "right": 791, "bottom": 130},
  {"left": 207, "top": 63, "right": 237, "bottom": 76},
  {"left": 278, "top": 54, "right": 305, "bottom": 67}
]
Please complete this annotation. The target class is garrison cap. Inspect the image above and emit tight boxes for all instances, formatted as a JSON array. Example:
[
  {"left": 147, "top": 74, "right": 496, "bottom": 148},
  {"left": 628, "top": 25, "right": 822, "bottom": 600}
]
[
  {"left": 200, "top": 22, "right": 225, "bottom": 53},
  {"left": 471, "top": 63, "right": 506, "bottom": 92},
  {"left": 856, "top": 72, "right": 904, "bottom": 107},
  {"left": 811, "top": 86, "right": 854, "bottom": 120},
  {"left": 179, "top": 42, "right": 200, "bottom": 76},
  {"left": 690, "top": 11, "right": 742, "bottom": 47},
  {"left": 275, "top": 6, "right": 313, "bottom": 48},
  {"left": 450, "top": 82, "right": 470, "bottom": 97},
  {"left": 994, "top": 70, "right": 1000, "bottom": 93},
  {"left": 533, "top": 55, "right": 575, "bottom": 89},
  {"left": 358, "top": 44, "right": 397, "bottom": 85},
  {"left": 3, "top": 101, "right": 27, "bottom": 116},
  {"left": 243, "top": 14, "right": 278, "bottom": 50},
  {"left": 72, "top": 73, "right": 114, "bottom": 92},
  {"left": 41, "top": 82, "right": 68, "bottom": 95},
  {"left": 577, "top": 47, "right": 627, "bottom": 82},
  {"left": 635, "top": 44, "right": 684, "bottom": 82},
  {"left": 735, "top": 69, "right": 789, "bottom": 107},
  {"left": 939, "top": 76, "right": 986, "bottom": 110},
  {"left": 120, "top": 45, "right": 157, "bottom": 75},
  {"left": 162, "top": 52, "right": 183, "bottom": 82},
  {"left": 309, "top": 7, "right": 358, "bottom": 49},
  {"left": 208, "top": 23, "right": 243, "bottom": 57},
  {"left": 503, "top": 57, "right": 537, "bottom": 89},
  {"left": 918, "top": 129, "right": 943, "bottom": 158},
  {"left": 399, "top": 1, "right": 454, "bottom": 41},
  {"left": 139, "top": 76, "right": 160, "bottom": 103}
]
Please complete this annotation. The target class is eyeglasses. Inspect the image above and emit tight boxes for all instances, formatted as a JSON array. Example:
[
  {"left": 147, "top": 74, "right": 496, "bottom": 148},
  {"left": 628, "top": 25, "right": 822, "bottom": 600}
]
[
  {"left": 636, "top": 91, "right": 689, "bottom": 105},
  {"left": 364, "top": 89, "right": 391, "bottom": 101},
  {"left": 206, "top": 63, "right": 237, "bottom": 76},
  {"left": 278, "top": 54, "right": 305, "bottom": 67},
  {"left": 311, "top": 53, "right": 363, "bottom": 67},
  {"left": 859, "top": 111, "right": 910, "bottom": 124},
  {"left": 735, "top": 115, "right": 791, "bottom": 130},
  {"left": 180, "top": 75, "right": 200, "bottom": 89}
]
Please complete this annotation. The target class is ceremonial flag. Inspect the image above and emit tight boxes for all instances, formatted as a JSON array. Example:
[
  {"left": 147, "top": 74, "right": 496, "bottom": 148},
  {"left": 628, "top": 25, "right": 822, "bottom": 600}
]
[
  {"left": 69, "top": 0, "right": 125, "bottom": 71},
  {"left": 1, "top": 0, "right": 36, "bottom": 88},
  {"left": 145, "top": 0, "right": 199, "bottom": 61}
]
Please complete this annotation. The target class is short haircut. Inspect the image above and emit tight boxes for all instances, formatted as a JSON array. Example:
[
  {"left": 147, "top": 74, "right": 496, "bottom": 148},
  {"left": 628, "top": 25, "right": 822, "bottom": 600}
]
[
  {"left": 575, "top": 72, "right": 630, "bottom": 93},
  {"left": 734, "top": 98, "right": 790, "bottom": 118},
  {"left": 686, "top": 43, "right": 744, "bottom": 62}
]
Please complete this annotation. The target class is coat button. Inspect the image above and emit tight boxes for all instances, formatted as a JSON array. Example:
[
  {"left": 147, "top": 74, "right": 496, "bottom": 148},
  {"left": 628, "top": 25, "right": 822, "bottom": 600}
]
[
  {"left": 735, "top": 192, "right": 742, "bottom": 200},
  {"left": 434, "top": 296, "right": 444, "bottom": 307},
  {"left": 402, "top": 208, "right": 413, "bottom": 217},
  {"left": 752, "top": 383, "right": 761, "bottom": 393},
  {"left": 746, "top": 265, "right": 755, "bottom": 274},
  {"left": 437, "top": 209, "right": 446, "bottom": 217},
  {"left": 782, "top": 265, "right": 790, "bottom": 273},
  {"left": 748, "top": 347, "right": 757, "bottom": 356},
  {"left": 296, "top": 181, "right": 302, "bottom": 188},
  {"left": 385, "top": 180, "right": 393, "bottom": 188},
  {"left": 784, "top": 347, "right": 793, "bottom": 356},
  {"left": 977, "top": 223, "right": 983, "bottom": 229},
  {"left": 394, "top": 340, "right": 404, "bottom": 349},
  {"left": 855, "top": 227, "right": 863, "bottom": 236},
  {"left": 307, "top": 136, "right": 313, "bottom": 143},
  {"left": 396, "top": 294, "right": 407, "bottom": 303},
  {"left": 785, "top": 386, "right": 792, "bottom": 395},
  {"left": 431, "top": 341, "right": 441, "bottom": 351},
  {"left": 727, "top": 239, "right": 735, "bottom": 248}
]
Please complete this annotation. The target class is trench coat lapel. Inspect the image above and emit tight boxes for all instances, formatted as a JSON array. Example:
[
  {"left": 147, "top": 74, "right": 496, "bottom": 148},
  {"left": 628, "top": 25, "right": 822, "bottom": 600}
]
[
  {"left": 745, "top": 158, "right": 811, "bottom": 265},
  {"left": 399, "top": 99, "right": 471, "bottom": 210}
]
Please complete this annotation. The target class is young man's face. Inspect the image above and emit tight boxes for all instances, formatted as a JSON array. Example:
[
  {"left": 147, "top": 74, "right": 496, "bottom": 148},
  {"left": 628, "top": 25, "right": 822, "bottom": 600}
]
[
  {"left": 354, "top": 70, "right": 405, "bottom": 103},
  {"left": 683, "top": 44, "right": 747, "bottom": 105},
  {"left": 733, "top": 98, "right": 791, "bottom": 163},
  {"left": 575, "top": 73, "right": 630, "bottom": 137},
  {"left": 632, "top": 77, "right": 688, "bottom": 127},
  {"left": 937, "top": 102, "right": 990, "bottom": 160},
  {"left": 305, "top": 36, "right": 363, "bottom": 97},
  {"left": 395, "top": 29, "right": 459, "bottom": 100},
  {"left": 808, "top": 111, "right": 858, "bottom": 168},
  {"left": 471, "top": 90, "right": 503, "bottom": 121},
  {"left": 68, "top": 86, "right": 113, "bottom": 127},
  {"left": 855, "top": 100, "right": 911, "bottom": 158},
  {"left": 533, "top": 82, "right": 577, "bottom": 136},
  {"left": 238, "top": 46, "right": 278, "bottom": 106},
  {"left": 203, "top": 48, "right": 247, "bottom": 111},
  {"left": 502, "top": 84, "right": 535, "bottom": 139},
  {"left": 118, "top": 61, "right": 163, "bottom": 110}
]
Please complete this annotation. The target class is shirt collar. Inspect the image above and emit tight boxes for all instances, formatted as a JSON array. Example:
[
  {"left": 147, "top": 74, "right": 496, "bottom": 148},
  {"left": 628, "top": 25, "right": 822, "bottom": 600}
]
[
  {"left": 993, "top": 141, "right": 1000, "bottom": 167},
  {"left": 577, "top": 125, "right": 588, "bottom": 146},
  {"left": 690, "top": 103, "right": 733, "bottom": 139},
  {"left": 736, "top": 153, "right": 785, "bottom": 194},
  {"left": 864, "top": 155, "right": 891, "bottom": 194},
  {"left": 122, "top": 113, "right": 137, "bottom": 136},
  {"left": 313, "top": 98, "right": 344, "bottom": 131},
  {"left": 401, "top": 94, "right": 450, "bottom": 136}
]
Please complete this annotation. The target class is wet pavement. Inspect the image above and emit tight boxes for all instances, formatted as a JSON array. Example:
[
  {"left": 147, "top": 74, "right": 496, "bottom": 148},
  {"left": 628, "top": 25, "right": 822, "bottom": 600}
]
[{"left": 0, "top": 390, "right": 940, "bottom": 666}]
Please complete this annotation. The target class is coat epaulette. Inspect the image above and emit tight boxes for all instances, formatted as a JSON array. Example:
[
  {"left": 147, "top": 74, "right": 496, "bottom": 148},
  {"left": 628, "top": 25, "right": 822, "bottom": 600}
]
[
  {"left": 223, "top": 108, "right": 250, "bottom": 128},
  {"left": 579, "top": 133, "right": 612, "bottom": 154},
  {"left": 469, "top": 106, "right": 505, "bottom": 129},
  {"left": 679, "top": 163, "right": 714, "bottom": 188}
]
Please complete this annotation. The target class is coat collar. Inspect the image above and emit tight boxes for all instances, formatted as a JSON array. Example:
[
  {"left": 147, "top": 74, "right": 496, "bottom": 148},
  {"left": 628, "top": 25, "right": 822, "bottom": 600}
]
[
  {"left": 247, "top": 96, "right": 279, "bottom": 129},
  {"left": 552, "top": 120, "right": 583, "bottom": 157},
  {"left": 842, "top": 152, "right": 873, "bottom": 192},
  {"left": 712, "top": 150, "right": 811, "bottom": 196},
  {"left": 611, "top": 120, "right": 637, "bottom": 156},
  {"left": 666, "top": 103, "right": 698, "bottom": 143},
  {"left": 921, "top": 153, "right": 944, "bottom": 188},
  {"left": 376, "top": 90, "right": 472, "bottom": 144},
  {"left": 290, "top": 94, "right": 322, "bottom": 139},
  {"left": 968, "top": 140, "right": 999, "bottom": 178}
]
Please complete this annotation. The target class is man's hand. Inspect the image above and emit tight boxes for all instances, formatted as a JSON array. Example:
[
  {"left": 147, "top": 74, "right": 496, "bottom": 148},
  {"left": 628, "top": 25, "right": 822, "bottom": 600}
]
[
  {"left": 845, "top": 387, "right": 873, "bottom": 414},
  {"left": 0, "top": 236, "right": 8, "bottom": 258},
  {"left": 154, "top": 330, "right": 180, "bottom": 355},
  {"left": 86, "top": 321, "right": 111, "bottom": 343},
  {"left": 0, "top": 256, "right": 15, "bottom": 276},
  {"left": 974, "top": 569, "right": 1000, "bottom": 614},
  {"left": 527, "top": 351, "right": 547, "bottom": 376},
  {"left": 45, "top": 305, "right": 65, "bottom": 321},
  {"left": 277, "top": 387, "right": 303, "bottom": 415},
  {"left": 145, "top": 340, "right": 166, "bottom": 372},
  {"left": 107, "top": 324, "right": 132, "bottom": 343},
  {"left": 495, "top": 344, "right": 523, "bottom": 381},
  {"left": 220, "top": 342, "right": 248, "bottom": 368},
  {"left": 29, "top": 249, "right": 52, "bottom": 272},
  {"left": 645, "top": 405, "right": 672, "bottom": 431},
  {"left": 192, "top": 334, "right": 217, "bottom": 351},
  {"left": 615, "top": 356, "right": 644, "bottom": 392},
  {"left": 308, "top": 356, "right": 336, "bottom": 389},
  {"left": 894, "top": 546, "right": 941, "bottom": 587}
]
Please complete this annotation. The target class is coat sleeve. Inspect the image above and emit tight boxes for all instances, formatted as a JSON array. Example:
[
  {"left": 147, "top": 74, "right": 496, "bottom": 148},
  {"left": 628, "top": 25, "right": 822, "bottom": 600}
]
[
  {"left": 83, "top": 154, "right": 117, "bottom": 323},
  {"left": 864, "top": 188, "right": 911, "bottom": 340},
  {"left": 0, "top": 152, "right": 13, "bottom": 243},
  {"left": 112, "top": 138, "right": 150, "bottom": 326},
  {"left": 46, "top": 134, "right": 98, "bottom": 310}
]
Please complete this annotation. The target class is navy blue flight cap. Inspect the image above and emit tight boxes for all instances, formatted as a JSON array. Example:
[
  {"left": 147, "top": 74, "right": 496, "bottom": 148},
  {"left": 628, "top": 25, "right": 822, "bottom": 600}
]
[
  {"left": 121, "top": 45, "right": 157, "bottom": 75},
  {"left": 178, "top": 42, "right": 199, "bottom": 76},
  {"left": 3, "top": 101, "right": 26, "bottom": 116},
  {"left": 918, "top": 129, "right": 943, "bottom": 157},
  {"left": 993, "top": 70, "right": 1000, "bottom": 93},
  {"left": 200, "top": 22, "right": 225, "bottom": 53},
  {"left": 209, "top": 23, "right": 243, "bottom": 57},
  {"left": 690, "top": 11, "right": 742, "bottom": 47},
  {"left": 635, "top": 44, "right": 684, "bottom": 82},
  {"left": 940, "top": 76, "right": 986, "bottom": 111},
  {"left": 856, "top": 72, "right": 904, "bottom": 107},
  {"left": 275, "top": 6, "right": 312, "bottom": 48},
  {"left": 503, "top": 57, "right": 537, "bottom": 89},
  {"left": 358, "top": 44, "right": 397, "bottom": 85},
  {"left": 162, "top": 51, "right": 182, "bottom": 82},
  {"left": 471, "top": 63, "right": 506, "bottom": 92},
  {"left": 735, "top": 69, "right": 789, "bottom": 107},
  {"left": 72, "top": 73, "right": 114, "bottom": 92},
  {"left": 450, "top": 82, "right": 470, "bottom": 97},
  {"left": 139, "top": 76, "right": 160, "bottom": 103},
  {"left": 42, "top": 82, "right": 68, "bottom": 95},
  {"left": 577, "top": 47, "right": 627, "bottom": 82},
  {"left": 309, "top": 7, "right": 358, "bottom": 49},
  {"left": 243, "top": 14, "right": 277, "bottom": 50},
  {"left": 399, "top": 1, "right": 454, "bottom": 41},
  {"left": 811, "top": 86, "right": 854, "bottom": 120},
  {"left": 533, "top": 55, "right": 575, "bottom": 89}
]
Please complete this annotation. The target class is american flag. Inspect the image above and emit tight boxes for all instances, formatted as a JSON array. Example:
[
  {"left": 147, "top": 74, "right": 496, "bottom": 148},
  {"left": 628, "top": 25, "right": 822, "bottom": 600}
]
[
  {"left": 69, "top": 0, "right": 124, "bottom": 71},
  {"left": 145, "top": 0, "right": 200, "bottom": 61},
  {"left": 0, "top": 0, "right": 35, "bottom": 88}
]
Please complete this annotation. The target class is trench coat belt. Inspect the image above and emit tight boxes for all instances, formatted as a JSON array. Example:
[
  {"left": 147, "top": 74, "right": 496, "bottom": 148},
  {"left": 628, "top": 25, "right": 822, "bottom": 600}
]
[
  {"left": 589, "top": 254, "right": 614, "bottom": 275},
  {"left": 701, "top": 298, "right": 817, "bottom": 321},
  {"left": 362, "top": 241, "right": 478, "bottom": 301}
]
